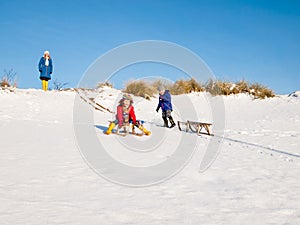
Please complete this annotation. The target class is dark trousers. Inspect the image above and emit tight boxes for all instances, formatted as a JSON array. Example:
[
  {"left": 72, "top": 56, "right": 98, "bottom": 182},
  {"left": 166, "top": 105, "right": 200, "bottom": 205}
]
[{"left": 162, "top": 110, "right": 175, "bottom": 127}]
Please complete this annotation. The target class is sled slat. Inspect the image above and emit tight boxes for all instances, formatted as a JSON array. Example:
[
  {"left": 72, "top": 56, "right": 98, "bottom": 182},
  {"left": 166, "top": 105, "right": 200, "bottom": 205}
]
[{"left": 178, "top": 121, "right": 213, "bottom": 136}]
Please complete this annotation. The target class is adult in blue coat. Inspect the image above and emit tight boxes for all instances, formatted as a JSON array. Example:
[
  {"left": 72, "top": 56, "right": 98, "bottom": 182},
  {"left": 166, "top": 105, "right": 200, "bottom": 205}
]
[
  {"left": 156, "top": 86, "right": 176, "bottom": 128},
  {"left": 38, "top": 50, "right": 53, "bottom": 91}
]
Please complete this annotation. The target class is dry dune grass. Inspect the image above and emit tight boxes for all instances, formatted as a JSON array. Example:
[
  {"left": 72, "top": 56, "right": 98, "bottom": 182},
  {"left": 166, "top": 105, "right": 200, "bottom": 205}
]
[{"left": 122, "top": 78, "right": 275, "bottom": 99}]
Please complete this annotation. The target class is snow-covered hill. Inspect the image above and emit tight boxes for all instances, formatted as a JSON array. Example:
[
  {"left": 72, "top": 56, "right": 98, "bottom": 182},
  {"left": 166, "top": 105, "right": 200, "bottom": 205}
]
[
  {"left": 0, "top": 88, "right": 299, "bottom": 225},
  {"left": 288, "top": 90, "right": 300, "bottom": 98}
]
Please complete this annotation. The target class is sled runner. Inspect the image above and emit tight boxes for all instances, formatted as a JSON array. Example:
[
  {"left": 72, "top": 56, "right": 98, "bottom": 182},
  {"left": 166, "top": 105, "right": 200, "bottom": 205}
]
[
  {"left": 105, "top": 120, "right": 151, "bottom": 137},
  {"left": 177, "top": 120, "right": 213, "bottom": 136}
]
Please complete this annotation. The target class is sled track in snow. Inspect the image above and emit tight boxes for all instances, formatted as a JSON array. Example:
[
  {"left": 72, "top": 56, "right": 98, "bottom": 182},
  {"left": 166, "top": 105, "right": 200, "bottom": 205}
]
[
  {"left": 145, "top": 120, "right": 300, "bottom": 159},
  {"left": 211, "top": 135, "right": 300, "bottom": 159},
  {"left": 75, "top": 88, "right": 114, "bottom": 113}
]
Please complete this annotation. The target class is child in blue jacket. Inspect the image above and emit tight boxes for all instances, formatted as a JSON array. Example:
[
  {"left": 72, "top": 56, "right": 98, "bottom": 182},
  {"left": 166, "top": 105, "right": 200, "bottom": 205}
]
[
  {"left": 156, "top": 86, "right": 176, "bottom": 128},
  {"left": 38, "top": 50, "right": 53, "bottom": 91}
]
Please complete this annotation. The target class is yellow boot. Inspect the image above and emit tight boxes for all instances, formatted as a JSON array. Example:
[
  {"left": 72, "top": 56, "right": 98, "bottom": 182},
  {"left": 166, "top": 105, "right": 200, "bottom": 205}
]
[
  {"left": 45, "top": 80, "right": 48, "bottom": 91},
  {"left": 105, "top": 122, "right": 115, "bottom": 135},
  {"left": 131, "top": 124, "right": 136, "bottom": 134},
  {"left": 138, "top": 125, "right": 151, "bottom": 136},
  {"left": 42, "top": 80, "right": 46, "bottom": 91}
]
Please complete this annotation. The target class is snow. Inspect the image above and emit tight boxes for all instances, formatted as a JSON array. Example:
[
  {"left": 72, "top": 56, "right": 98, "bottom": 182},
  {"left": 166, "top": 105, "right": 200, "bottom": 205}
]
[
  {"left": 0, "top": 88, "right": 299, "bottom": 225},
  {"left": 288, "top": 91, "right": 300, "bottom": 98}
]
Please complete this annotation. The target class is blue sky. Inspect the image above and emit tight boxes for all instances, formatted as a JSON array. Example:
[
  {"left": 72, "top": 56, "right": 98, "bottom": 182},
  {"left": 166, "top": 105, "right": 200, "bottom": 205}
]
[{"left": 0, "top": 0, "right": 299, "bottom": 94}]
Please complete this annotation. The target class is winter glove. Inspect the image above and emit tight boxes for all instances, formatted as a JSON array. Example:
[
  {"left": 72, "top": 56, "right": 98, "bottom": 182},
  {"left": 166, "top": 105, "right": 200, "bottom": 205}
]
[
  {"left": 156, "top": 107, "right": 159, "bottom": 112},
  {"left": 135, "top": 121, "right": 140, "bottom": 127}
]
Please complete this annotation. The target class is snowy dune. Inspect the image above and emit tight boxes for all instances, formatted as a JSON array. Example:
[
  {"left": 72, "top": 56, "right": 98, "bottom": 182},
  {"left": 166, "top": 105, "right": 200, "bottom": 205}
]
[{"left": 0, "top": 87, "right": 299, "bottom": 225}]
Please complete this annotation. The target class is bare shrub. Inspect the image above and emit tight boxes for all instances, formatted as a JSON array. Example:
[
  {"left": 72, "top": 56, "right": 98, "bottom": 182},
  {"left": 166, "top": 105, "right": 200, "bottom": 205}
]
[
  {"left": 249, "top": 83, "right": 275, "bottom": 99},
  {"left": 124, "top": 80, "right": 156, "bottom": 99},
  {"left": 1, "top": 69, "right": 17, "bottom": 88},
  {"left": 205, "top": 79, "right": 223, "bottom": 96},
  {"left": 205, "top": 79, "right": 275, "bottom": 98},
  {"left": 152, "top": 79, "right": 173, "bottom": 92},
  {"left": 97, "top": 81, "right": 113, "bottom": 88},
  {"left": 236, "top": 80, "right": 250, "bottom": 93},
  {"left": 53, "top": 79, "right": 68, "bottom": 90},
  {"left": 123, "top": 78, "right": 275, "bottom": 99},
  {"left": 169, "top": 79, "right": 188, "bottom": 95},
  {"left": 170, "top": 78, "right": 204, "bottom": 95}
]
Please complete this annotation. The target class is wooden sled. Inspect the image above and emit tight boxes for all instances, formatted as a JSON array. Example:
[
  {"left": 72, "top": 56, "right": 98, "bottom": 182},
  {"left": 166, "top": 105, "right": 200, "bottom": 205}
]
[{"left": 177, "top": 120, "right": 213, "bottom": 136}]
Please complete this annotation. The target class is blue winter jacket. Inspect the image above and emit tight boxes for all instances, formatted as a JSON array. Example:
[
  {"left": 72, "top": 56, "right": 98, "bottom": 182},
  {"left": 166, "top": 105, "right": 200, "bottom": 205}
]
[
  {"left": 157, "top": 90, "right": 173, "bottom": 112},
  {"left": 38, "top": 57, "right": 53, "bottom": 80}
]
